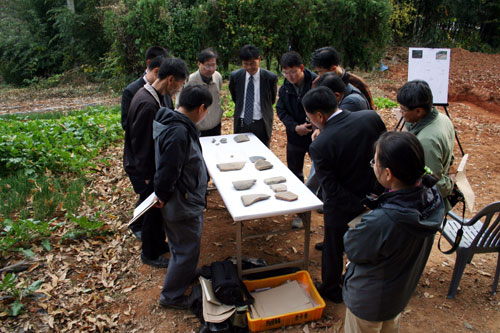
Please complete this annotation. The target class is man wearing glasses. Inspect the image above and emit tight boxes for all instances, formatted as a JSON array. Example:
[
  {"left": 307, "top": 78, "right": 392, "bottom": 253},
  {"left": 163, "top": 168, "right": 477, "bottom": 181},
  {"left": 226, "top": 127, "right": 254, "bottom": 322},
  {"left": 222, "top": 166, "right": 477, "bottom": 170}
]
[
  {"left": 276, "top": 51, "right": 318, "bottom": 228},
  {"left": 179, "top": 48, "right": 224, "bottom": 137}
]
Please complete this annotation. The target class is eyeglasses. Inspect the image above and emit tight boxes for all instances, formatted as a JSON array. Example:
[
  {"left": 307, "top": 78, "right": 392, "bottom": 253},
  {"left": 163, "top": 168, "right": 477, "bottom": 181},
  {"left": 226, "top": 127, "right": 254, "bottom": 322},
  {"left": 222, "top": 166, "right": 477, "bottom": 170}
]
[
  {"left": 370, "top": 158, "right": 375, "bottom": 168},
  {"left": 282, "top": 69, "right": 299, "bottom": 76},
  {"left": 202, "top": 63, "right": 217, "bottom": 69}
]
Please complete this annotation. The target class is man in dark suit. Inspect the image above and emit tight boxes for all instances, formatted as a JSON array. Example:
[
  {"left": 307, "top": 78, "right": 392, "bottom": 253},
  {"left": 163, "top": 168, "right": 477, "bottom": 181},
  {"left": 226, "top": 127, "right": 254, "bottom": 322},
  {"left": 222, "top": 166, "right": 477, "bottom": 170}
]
[
  {"left": 302, "top": 87, "right": 386, "bottom": 303},
  {"left": 124, "top": 58, "right": 189, "bottom": 268},
  {"left": 121, "top": 46, "right": 169, "bottom": 131},
  {"left": 229, "top": 45, "right": 277, "bottom": 147}
]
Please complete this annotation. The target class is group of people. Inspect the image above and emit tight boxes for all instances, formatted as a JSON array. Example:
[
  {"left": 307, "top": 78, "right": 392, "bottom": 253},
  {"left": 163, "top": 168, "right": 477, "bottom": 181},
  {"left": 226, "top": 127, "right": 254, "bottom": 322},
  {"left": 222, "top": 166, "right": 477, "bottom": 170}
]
[{"left": 121, "top": 43, "right": 456, "bottom": 331}]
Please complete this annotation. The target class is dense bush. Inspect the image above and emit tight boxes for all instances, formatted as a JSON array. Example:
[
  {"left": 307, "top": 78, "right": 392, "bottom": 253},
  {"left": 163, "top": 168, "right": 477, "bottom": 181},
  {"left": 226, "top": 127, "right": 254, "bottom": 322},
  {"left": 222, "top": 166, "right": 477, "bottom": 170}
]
[
  {"left": 2, "top": 0, "right": 498, "bottom": 86},
  {"left": 102, "top": 0, "right": 392, "bottom": 79},
  {"left": 0, "top": 0, "right": 109, "bottom": 85}
]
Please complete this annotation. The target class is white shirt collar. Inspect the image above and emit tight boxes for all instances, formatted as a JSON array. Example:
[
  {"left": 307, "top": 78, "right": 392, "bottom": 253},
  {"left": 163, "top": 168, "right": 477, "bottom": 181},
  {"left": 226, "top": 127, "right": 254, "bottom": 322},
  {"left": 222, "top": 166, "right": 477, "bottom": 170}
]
[
  {"left": 245, "top": 68, "right": 260, "bottom": 82},
  {"left": 327, "top": 109, "right": 343, "bottom": 121}
]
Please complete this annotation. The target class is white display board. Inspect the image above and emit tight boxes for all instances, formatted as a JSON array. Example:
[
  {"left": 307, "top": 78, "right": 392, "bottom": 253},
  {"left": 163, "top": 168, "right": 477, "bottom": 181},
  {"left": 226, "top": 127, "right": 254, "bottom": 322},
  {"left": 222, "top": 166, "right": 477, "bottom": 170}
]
[
  {"left": 408, "top": 48, "right": 451, "bottom": 105},
  {"left": 200, "top": 133, "right": 323, "bottom": 221}
]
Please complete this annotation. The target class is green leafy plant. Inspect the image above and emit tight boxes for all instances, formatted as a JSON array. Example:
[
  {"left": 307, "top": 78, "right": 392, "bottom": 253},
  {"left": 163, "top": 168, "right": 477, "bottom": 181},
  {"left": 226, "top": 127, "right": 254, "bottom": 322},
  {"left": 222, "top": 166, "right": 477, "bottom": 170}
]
[
  {"left": 0, "top": 106, "right": 122, "bottom": 176},
  {"left": 0, "top": 218, "right": 53, "bottom": 255},
  {"left": 374, "top": 97, "right": 398, "bottom": 109},
  {"left": 0, "top": 273, "right": 43, "bottom": 316},
  {"left": 62, "top": 213, "right": 106, "bottom": 241}
]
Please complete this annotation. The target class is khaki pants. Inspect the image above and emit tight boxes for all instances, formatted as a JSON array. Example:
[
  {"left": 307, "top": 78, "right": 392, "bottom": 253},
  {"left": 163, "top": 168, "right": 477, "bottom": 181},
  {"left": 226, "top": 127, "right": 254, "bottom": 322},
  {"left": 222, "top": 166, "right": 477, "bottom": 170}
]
[{"left": 344, "top": 308, "right": 401, "bottom": 333}]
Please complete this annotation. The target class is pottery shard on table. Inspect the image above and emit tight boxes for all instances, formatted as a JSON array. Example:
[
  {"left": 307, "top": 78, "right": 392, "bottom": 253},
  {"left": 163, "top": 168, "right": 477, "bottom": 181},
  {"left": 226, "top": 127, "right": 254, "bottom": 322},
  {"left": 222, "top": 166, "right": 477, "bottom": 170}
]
[
  {"left": 249, "top": 156, "right": 266, "bottom": 163},
  {"left": 255, "top": 159, "right": 273, "bottom": 170},
  {"left": 232, "top": 179, "right": 256, "bottom": 191},
  {"left": 270, "top": 184, "right": 287, "bottom": 192},
  {"left": 275, "top": 191, "right": 298, "bottom": 202},
  {"left": 264, "top": 176, "right": 286, "bottom": 185},
  {"left": 216, "top": 161, "right": 245, "bottom": 171},
  {"left": 241, "top": 194, "right": 271, "bottom": 207},
  {"left": 234, "top": 134, "right": 250, "bottom": 143},
  {"left": 220, "top": 138, "right": 227, "bottom": 144}
]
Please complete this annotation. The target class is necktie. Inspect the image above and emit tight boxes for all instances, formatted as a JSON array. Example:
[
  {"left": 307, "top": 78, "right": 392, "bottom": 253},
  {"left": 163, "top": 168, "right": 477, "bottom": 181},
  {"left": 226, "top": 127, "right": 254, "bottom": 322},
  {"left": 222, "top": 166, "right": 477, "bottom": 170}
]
[{"left": 243, "top": 75, "right": 254, "bottom": 125}]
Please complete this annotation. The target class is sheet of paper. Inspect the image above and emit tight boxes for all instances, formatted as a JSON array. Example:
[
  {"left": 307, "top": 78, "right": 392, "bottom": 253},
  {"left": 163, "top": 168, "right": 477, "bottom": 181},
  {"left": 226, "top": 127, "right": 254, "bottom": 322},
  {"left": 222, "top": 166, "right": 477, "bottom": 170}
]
[
  {"left": 250, "top": 280, "right": 315, "bottom": 318},
  {"left": 455, "top": 154, "right": 475, "bottom": 212},
  {"left": 128, "top": 192, "right": 158, "bottom": 225},
  {"left": 408, "top": 48, "right": 451, "bottom": 105}
]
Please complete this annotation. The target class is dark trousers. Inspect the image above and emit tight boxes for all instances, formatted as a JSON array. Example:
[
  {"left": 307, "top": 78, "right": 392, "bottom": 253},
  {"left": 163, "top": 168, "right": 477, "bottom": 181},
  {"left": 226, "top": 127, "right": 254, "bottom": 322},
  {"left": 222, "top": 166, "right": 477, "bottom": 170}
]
[
  {"left": 200, "top": 123, "right": 222, "bottom": 137},
  {"left": 286, "top": 142, "right": 308, "bottom": 183},
  {"left": 160, "top": 214, "right": 203, "bottom": 302},
  {"left": 321, "top": 218, "right": 349, "bottom": 298},
  {"left": 129, "top": 176, "right": 169, "bottom": 259},
  {"left": 235, "top": 118, "right": 270, "bottom": 148}
]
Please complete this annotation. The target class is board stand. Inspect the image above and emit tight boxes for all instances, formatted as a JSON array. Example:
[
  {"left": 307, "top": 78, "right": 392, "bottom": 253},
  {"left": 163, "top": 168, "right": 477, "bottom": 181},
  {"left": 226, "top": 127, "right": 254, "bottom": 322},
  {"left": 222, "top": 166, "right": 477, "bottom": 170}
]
[{"left": 393, "top": 103, "right": 465, "bottom": 156}]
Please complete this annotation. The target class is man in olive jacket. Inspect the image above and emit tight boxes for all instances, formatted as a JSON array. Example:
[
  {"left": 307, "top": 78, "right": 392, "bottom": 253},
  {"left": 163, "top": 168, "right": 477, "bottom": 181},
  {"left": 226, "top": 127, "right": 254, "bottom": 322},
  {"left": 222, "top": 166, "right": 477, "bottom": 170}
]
[{"left": 398, "top": 80, "right": 455, "bottom": 210}]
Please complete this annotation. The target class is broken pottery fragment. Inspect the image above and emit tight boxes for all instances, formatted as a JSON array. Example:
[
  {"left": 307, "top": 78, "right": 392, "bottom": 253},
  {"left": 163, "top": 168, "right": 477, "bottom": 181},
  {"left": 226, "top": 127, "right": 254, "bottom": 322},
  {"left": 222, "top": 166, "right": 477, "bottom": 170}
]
[
  {"left": 275, "top": 191, "right": 298, "bottom": 201},
  {"left": 232, "top": 179, "right": 256, "bottom": 190},
  {"left": 249, "top": 156, "right": 266, "bottom": 163},
  {"left": 241, "top": 194, "right": 271, "bottom": 207},
  {"left": 263, "top": 176, "right": 286, "bottom": 185},
  {"left": 212, "top": 138, "right": 216, "bottom": 143},
  {"left": 220, "top": 138, "right": 227, "bottom": 144},
  {"left": 270, "top": 184, "right": 287, "bottom": 192},
  {"left": 255, "top": 159, "right": 273, "bottom": 170},
  {"left": 234, "top": 134, "right": 250, "bottom": 143},
  {"left": 216, "top": 161, "right": 245, "bottom": 171}
]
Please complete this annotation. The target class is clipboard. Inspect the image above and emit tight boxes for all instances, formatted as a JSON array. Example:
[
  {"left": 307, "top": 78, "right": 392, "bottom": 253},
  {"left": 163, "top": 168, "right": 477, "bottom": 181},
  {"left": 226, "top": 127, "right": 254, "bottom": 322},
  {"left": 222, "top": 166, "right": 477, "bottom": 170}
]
[{"left": 128, "top": 192, "right": 158, "bottom": 225}]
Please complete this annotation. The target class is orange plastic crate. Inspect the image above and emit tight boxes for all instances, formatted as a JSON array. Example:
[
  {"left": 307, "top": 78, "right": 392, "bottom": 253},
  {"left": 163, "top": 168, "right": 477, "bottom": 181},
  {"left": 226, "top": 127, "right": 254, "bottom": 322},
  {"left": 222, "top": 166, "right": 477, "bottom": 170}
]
[{"left": 243, "top": 270, "right": 326, "bottom": 332}]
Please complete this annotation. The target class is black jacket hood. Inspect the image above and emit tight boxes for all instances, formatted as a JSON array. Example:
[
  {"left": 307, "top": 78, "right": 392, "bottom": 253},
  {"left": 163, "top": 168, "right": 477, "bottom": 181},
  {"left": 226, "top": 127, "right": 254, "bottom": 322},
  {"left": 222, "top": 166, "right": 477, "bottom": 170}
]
[{"left": 153, "top": 107, "right": 200, "bottom": 141}]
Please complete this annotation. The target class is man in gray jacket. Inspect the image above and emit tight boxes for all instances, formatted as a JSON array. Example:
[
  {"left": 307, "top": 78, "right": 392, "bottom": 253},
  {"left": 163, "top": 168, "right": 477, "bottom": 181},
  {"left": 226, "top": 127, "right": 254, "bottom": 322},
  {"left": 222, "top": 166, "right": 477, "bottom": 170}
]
[
  {"left": 180, "top": 48, "right": 224, "bottom": 136},
  {"left": 153, "top": 85, "right": 212, "bottom": 309}
]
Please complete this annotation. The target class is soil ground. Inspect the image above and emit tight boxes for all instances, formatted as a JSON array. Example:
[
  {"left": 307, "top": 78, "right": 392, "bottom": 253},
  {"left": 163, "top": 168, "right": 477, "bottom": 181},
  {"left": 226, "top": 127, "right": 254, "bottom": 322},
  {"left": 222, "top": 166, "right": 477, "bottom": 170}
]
[{"left": 1, "top": 47, "right": 499, "bottom": 332}]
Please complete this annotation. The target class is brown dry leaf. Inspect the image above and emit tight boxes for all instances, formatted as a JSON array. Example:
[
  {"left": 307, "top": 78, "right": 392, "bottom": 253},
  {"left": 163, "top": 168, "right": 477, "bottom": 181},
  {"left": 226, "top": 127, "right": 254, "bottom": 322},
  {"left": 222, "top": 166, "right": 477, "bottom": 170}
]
[{"left": 123, "top": 285, "right": 137, "bottom": 293}]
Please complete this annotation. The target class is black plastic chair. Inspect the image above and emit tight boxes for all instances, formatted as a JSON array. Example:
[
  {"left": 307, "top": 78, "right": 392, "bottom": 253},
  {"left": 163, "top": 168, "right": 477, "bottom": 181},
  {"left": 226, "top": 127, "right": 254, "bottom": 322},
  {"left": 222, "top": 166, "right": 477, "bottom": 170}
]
[{"left": 441, "top": 201, "right": 500, "bottom": 298}]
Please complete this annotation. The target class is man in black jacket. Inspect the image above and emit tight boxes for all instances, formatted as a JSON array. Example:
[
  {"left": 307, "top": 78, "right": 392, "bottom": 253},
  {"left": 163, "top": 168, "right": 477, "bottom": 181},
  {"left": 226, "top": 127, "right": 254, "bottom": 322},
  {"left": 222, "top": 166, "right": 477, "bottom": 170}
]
[
  {"left": 276, "top": 51, "right": 317, "bottom": 228},
  {"left": 229, "top": 45, "right": 277, "bottom": 147},
  {"left": 302, "top": 87, "right": 386, "bottom": 303},
  {"left": 121, "top": 46, "right": 168, "bottom": 130},
  {"left": 124, "top": 58, "right": 188, "bottom": 268},
  {"left": 311, "top": 46, "right": 375, "bottom": 110},
  {"left": 316, "top": 72, "right": 369, "bottom": 112},
  {"left": 153, "top": 85, "right": 212, "bottom": 310}
]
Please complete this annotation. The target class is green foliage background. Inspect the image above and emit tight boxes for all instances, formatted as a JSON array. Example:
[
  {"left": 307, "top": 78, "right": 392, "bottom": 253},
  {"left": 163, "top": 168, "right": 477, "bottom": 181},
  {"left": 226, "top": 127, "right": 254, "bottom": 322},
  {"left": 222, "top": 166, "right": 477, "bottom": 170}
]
[{"left": 0, "top": 0, "right": 499, "bottom": 86}]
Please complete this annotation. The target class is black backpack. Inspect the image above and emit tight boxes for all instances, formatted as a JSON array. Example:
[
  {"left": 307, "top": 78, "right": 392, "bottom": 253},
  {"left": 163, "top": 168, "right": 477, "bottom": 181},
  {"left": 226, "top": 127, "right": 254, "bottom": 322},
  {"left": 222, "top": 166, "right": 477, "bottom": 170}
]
[{"left": 209, "top": 261, "right": 253, "bottom": 306}]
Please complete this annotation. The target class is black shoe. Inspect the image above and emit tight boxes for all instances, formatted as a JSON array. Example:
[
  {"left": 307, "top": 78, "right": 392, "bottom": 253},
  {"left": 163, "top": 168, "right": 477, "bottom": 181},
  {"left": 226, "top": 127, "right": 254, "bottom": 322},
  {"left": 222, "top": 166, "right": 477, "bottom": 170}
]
[
  {"left": 314, "top": 282, "right": 343, "bottom": 304},
  {"left": 141, "top": 254, "right": 169, "bottom": 268},
  {"left": 315, "top": 242, "right": 324, "bottom": 251},
  {"left": 159, "top": 295, "right": 189, "bottom": 310}
]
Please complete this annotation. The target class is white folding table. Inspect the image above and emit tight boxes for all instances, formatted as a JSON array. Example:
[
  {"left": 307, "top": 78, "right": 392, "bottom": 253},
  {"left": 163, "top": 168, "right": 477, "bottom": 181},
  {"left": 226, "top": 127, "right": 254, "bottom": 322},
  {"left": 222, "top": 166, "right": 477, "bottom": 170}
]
[{"left": 200, "top": 133, "right": 323, "bottom": 277}]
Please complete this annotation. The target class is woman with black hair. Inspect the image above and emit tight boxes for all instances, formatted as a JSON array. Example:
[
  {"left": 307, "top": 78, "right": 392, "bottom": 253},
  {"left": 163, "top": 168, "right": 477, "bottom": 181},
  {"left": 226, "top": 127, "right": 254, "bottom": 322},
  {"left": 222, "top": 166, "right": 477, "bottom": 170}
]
[{"left": 343, "top": 131, "right": 445, "bottom": 332}]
